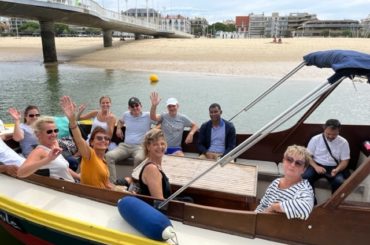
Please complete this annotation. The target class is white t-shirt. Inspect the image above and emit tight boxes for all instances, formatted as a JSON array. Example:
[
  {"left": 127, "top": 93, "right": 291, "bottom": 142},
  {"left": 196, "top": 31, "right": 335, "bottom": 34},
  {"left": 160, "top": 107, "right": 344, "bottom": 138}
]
[
  {"left": 121, "top": 111, "right": 152, "bottom": 145},
  {"left": 307, "top": 133, "right": 350, "bottom": 167},
  {"left": 0, "top": 138, "right": 25, "bottom": 166}
]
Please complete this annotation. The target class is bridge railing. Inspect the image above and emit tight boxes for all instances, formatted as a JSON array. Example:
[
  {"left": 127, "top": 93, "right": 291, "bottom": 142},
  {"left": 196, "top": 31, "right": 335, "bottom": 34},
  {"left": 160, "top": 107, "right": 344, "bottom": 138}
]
[{"left": 37, "top": 0, "right": 172, "bottom": 32}]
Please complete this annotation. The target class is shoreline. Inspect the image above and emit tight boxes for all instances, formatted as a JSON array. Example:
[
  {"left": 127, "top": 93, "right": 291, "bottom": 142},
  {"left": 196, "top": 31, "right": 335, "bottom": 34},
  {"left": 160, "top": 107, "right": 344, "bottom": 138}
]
[{"left": 1, "top": 37, "right": 370, "bottom": 78}]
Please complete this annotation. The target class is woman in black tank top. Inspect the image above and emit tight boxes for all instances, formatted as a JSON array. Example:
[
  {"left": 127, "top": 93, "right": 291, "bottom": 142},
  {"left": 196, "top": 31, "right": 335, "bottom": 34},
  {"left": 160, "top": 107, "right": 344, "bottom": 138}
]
[{"left": 139, "top": 129, "right": 171, "bottom": 199}]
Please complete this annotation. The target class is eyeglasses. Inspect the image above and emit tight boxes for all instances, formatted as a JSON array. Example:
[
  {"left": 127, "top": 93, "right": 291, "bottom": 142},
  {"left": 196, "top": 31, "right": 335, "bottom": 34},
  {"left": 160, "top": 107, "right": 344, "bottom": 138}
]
[
  {"left": 130, "top": 103, "right": 140, "bottom": 108},
  {"left": 95, "top": 135, "right": 111, "bottom": 142},
  {"left": 46, "top": 128, "right": 59, "bottom": 134},
  {"left": 28, "top": 114, "right": 40, "bottom": 118},
  {"left": 284, "top": 156, "right": 305, "bottom": 167}
]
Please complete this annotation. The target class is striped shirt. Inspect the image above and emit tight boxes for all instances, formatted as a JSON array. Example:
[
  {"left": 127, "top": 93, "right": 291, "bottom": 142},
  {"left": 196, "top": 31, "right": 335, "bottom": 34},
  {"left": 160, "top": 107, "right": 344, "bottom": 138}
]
[{"left": 255, "top": 178, "right": 314, "bottom": 220}]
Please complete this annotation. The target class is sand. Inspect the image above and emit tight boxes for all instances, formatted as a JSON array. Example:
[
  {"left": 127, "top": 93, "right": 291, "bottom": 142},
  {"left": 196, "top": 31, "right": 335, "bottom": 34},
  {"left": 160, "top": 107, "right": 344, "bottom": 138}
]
[{"left": 1, "top": 36, "right": 370, "bottom": 78}]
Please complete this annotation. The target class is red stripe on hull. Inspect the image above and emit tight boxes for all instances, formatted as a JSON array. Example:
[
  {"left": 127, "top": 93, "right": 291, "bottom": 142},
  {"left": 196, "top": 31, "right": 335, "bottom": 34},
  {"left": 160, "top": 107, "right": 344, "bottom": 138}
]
[{"left": 0, "top": 221, "right": 53, "bottom": 245}]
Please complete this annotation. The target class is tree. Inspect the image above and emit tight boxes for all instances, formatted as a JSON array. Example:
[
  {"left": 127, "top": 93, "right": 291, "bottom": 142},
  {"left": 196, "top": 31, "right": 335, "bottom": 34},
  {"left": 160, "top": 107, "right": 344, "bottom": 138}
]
[
  {"left": 55, "top": 23, "right": 70, "bottom": 36},
  {"left": 19, "top": 21, "right": 40, "bottom": 35}
]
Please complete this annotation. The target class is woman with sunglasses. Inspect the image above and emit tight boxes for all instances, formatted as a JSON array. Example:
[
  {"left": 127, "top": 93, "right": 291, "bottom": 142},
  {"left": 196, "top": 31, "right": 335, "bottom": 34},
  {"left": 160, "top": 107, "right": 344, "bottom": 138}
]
[
  {"left": 60, "top": 96, "right": 125, "bottom": 190},
  {"left": 255, "top": 145, "right": 314, "bottom": 220},
  {"left": 77, "top": 96, "right": 117, "bottom": 151},
  {"left": 8, "top": 106, "right": 40, "bottom": 157},
  {"left": 17, "top": 116, "right": 78, "bottom": 182}
]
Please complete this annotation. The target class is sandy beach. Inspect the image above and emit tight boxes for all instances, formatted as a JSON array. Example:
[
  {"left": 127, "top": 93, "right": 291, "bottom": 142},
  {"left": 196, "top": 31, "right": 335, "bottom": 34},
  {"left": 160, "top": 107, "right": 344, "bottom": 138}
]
[{"left": 1, "top": 37, "right": 370, "bottom": 78}]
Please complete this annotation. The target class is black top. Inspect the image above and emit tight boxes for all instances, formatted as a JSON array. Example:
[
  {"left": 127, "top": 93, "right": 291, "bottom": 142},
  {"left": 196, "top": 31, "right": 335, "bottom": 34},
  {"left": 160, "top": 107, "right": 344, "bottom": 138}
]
[{"left": 139, "top": 162, "right": 171, "bottom": 198}]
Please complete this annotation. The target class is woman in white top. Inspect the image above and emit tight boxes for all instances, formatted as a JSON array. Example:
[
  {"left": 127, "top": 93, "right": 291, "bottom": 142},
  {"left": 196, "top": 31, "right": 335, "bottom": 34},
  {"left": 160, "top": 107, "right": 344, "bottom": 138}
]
[
  {"left": 17, "top": 116, "right": 79, "bottom": 182},
  {"left": 255, "top": 145, "right": 314, "bottom": 220},
  {"left": 78, "top": 96, "right": 117, "bottom": 150},
  {"left": 8, "top": 106, "right": 40, "bottom": 157}
]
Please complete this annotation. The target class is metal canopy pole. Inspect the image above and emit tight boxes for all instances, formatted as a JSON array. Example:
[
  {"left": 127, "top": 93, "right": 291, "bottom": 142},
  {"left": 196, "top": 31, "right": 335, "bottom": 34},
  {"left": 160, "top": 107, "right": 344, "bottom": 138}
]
[
  {"left": 229, "top": 61, "right": 307, "bottom": 121},
  {"left": 158, "top": 77, "right": 345, "bottom": 210}
]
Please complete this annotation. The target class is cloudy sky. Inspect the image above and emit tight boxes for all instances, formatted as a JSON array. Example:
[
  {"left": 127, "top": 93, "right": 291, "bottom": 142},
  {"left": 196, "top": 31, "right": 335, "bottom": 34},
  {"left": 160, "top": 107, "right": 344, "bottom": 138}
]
[{"left": 100, "top": 0, "right": 369, "bottom": 23}]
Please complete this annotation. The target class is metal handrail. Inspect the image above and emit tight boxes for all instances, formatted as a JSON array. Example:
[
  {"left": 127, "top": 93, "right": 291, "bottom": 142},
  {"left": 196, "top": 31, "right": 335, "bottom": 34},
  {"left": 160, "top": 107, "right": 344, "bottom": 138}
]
[{"left": 229, "top": 61, "right": 307, "bottom": 121}]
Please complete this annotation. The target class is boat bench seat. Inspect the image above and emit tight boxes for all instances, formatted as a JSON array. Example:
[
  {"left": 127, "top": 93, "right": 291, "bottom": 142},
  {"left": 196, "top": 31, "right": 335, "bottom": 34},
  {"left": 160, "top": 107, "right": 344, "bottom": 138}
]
[{"left": 236, "top": 159, "right": 280, "bottom": 177}]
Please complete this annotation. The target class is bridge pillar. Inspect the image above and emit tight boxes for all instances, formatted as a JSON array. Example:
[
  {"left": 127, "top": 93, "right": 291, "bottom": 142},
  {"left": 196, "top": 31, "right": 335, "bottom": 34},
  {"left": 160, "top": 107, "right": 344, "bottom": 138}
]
[
  {"left": 103, "top": 30, "right": 113, "bottom": 47},
  {"left": 39, "top": 21, "right": 57, "bottom": 63}
]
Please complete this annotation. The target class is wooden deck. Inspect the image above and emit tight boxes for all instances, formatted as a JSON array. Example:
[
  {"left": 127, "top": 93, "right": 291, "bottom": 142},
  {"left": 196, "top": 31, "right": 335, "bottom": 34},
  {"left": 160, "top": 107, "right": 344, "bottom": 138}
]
[{"left": 132, "top": 155, "right": 258, "bottom": 197}]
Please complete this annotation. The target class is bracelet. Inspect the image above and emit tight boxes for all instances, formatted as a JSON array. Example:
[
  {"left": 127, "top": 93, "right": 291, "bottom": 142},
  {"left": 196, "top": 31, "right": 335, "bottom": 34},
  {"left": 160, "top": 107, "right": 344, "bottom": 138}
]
[{"left": 69, "top": 124, "right": 78, "bottom": 130}]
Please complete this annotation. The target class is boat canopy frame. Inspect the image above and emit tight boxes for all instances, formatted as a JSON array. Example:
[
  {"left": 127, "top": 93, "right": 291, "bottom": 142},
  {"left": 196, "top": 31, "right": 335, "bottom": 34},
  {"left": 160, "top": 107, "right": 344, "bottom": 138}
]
[{"left": 158, "top": 50, "right": 370, "bottom": 209}]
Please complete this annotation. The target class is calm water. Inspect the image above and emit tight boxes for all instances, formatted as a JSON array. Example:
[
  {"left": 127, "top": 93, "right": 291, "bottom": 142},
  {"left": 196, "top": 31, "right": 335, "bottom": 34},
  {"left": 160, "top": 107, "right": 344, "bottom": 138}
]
[{"left": 1, "top": 61, "right": 370, "bottom": 133}]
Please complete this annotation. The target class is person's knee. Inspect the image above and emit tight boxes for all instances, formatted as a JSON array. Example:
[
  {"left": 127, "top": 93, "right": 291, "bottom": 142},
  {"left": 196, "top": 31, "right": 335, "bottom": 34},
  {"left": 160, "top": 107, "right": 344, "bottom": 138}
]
[{"left": 332, "top": 174, "right": 345, "bottom": 190}]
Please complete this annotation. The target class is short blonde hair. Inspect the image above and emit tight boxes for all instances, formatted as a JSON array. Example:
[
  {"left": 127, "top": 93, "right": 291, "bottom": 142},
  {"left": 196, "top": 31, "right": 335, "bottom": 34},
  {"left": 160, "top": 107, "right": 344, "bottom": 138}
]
[
  {"left": 142, "top": 128, "right": 167, "bottom": 158},
  {"left": 284, "top": 145, "right": 312, "bottom": 168},
  {"left": 32, "top": 116, "right": 55, "bottom": 135}
]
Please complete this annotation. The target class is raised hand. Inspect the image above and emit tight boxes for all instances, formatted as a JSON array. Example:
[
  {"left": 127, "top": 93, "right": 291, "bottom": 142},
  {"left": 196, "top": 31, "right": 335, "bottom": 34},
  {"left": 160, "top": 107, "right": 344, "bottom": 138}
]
[
  {"left": 150, "top": 91, "right": 161, "bottom": 106},
  {"left": 46, "top": 147, "right": 63, "bottom": 161},
  {"left": 78, "top": 103, "right": 87, "bottom": 113},
  {"left": 8, "top": 107, "right": 21, "bottom": 122},
  {"left": 60, "top": 96, "right": 77, "bottom": 121}
]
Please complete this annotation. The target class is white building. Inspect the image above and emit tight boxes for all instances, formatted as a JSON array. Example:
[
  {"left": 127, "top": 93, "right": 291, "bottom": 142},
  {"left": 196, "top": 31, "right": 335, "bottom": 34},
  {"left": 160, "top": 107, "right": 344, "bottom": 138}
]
[{"left": 161, "top": 15, "right": 191, "bottom": 33}]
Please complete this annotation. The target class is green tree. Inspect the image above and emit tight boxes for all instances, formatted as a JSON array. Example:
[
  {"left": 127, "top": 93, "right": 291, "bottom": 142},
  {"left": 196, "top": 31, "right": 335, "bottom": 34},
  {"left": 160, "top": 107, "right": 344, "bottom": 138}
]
[
  {"left": 208, "top": 22, "right": 236, "bottom": 35},
  {"left": 55, "top": 23, "right": 70, "bottom": 35},
  {"left": 19, "top": 21, "right": 40, "bottom": 35},
  {"left": 85, "top": 27, "right": 101, "bottom": 35}
]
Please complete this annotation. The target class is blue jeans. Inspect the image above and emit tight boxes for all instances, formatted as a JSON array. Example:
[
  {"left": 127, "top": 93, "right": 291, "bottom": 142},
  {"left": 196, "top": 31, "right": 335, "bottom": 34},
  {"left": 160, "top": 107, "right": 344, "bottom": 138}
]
[{"left": 302, "top": 164, "right": 346, "bottom": 193}]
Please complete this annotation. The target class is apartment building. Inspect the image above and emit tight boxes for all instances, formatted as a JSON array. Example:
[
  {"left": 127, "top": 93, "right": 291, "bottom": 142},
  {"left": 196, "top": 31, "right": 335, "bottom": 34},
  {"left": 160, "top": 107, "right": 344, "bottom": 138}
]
[{"left": 297, "top": 19, "right": 360, "bottom": 37}]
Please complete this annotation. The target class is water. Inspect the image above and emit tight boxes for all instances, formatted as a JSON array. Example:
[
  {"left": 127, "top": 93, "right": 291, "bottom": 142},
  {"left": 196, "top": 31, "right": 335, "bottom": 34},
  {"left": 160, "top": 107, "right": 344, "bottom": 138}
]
[{"left": 1, "top": 61, "right": 370, "bottom": 133}]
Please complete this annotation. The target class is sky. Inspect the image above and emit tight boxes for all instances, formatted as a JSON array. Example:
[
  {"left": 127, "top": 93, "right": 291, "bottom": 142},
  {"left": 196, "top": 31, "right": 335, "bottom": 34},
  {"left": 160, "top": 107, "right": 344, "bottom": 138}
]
[{"left": 100, "top": 0, "right": 369, "bottom": 23}]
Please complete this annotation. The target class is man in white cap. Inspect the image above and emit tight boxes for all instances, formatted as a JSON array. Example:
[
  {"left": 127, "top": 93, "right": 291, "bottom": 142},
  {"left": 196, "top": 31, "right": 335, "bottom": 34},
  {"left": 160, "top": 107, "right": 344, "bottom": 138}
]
[{"left": 150, "top": 92, "right": 198, "bottom": 156}]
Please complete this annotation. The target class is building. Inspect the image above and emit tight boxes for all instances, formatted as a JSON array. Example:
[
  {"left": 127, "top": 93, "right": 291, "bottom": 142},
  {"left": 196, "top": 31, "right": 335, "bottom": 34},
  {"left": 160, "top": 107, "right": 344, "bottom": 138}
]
[
  {"left": 264, "top": 13, "right": 288, "bottom": 38},
  {"left": 7, "top": 17, "right": 28, "bottom": 35},
  {"left": 248, "top": 13, "right": 265, "bottom": 37},
  {"left": 190, "top": 17, "right": 208, "bottom": 36},
  {"left": 235, "top": 16, "right": 249, "bottom": 34},
  {"left": 0, "top": 17, "right": 10, "bottom": 33},
  {"left": 161, "top": 15, "right": 191, "bottom": 33},
  {"left": 361, "top": 14, "right": 370, "bottom": 37},
  {"left": 288, "top": 13, "right": 317, "bottom": 37},
  {"left": 297, "top": 19, "right": 361, "bottom": 37},
  {"left": 123, "top": 8, "right": 161, "bottom": 26}
]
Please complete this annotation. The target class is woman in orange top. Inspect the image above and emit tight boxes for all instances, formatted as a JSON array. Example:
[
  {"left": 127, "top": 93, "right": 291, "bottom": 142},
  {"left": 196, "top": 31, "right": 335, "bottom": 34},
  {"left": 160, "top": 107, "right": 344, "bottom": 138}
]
[{"left": 60, "top": 96, "right": 124, "bottom": 190}]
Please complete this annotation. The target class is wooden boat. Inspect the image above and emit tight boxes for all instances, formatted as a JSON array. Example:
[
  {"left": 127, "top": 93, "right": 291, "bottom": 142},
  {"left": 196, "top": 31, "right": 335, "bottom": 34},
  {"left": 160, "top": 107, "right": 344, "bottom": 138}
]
[{"left": 1, "top": 50, "right": 370, "bottom": 244}]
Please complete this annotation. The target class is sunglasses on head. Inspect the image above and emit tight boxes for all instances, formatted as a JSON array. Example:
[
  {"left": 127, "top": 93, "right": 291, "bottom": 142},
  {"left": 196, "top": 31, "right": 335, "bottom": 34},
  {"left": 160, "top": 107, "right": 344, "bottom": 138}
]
[
  {"left": 46, "top": 128, "right": 59, "bottom": 134},
  {"left": 28, "top": 114, "right": 40, "bottom": 118},
  {"left": 130, "top": 103, "right": 140, "bottom": 108},
  {"left": 284, "top": 156, "right": 305, "bottom": 167},
  {"left": 95, "top": 135, "right": 111, "bottom": 142}
]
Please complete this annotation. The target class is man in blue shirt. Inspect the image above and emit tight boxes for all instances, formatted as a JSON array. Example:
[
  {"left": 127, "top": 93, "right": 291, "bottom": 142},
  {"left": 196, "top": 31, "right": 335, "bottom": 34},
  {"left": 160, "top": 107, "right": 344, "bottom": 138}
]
[{"left": 197, "top": 103, "right": 236, "bottom": 160}]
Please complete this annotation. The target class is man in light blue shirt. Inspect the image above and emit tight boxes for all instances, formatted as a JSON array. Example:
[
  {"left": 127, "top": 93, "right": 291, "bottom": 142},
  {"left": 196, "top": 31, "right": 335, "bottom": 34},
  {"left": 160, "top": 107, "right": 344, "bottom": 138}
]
[{"left": 105, "top": 97, "right": 152, "bottom": 183}]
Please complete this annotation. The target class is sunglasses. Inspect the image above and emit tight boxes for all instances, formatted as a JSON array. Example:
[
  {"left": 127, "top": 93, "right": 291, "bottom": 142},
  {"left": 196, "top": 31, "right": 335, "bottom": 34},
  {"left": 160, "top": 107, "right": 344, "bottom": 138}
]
[
  {"left": 284, "top": 156, "right": 305, "bottom": 167},
  {"left": 95, "top": 135, "right": 111, "bottom": 142},
  {"left": 130, "top": 103, "right": 140, "bottom": 108},
  {"left": 46, "top": 128, "right": 59, "bottom": 134},
  {"left": 28, "top": 114, "right": 40, "bottom": 118}
]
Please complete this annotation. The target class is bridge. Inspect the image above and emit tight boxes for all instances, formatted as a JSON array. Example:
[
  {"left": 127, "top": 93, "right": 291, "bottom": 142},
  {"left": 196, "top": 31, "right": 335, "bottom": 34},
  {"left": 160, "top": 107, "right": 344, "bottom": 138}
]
[{"left": 0, "top": 0, "right": 192, "bottom": 62}]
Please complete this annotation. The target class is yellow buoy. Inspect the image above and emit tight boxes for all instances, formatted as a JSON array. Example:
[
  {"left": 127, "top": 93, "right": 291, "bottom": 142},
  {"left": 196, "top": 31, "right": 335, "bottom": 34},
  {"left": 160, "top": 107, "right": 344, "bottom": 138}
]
[{"left": 149, "top": 74, "right": 159, "bottom": 85}]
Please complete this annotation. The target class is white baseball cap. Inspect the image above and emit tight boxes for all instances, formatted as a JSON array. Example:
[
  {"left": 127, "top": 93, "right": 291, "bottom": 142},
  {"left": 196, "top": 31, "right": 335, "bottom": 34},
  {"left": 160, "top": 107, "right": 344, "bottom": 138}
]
[{"left": 166, "top": 98, "right": 178, "bottom": 106}]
